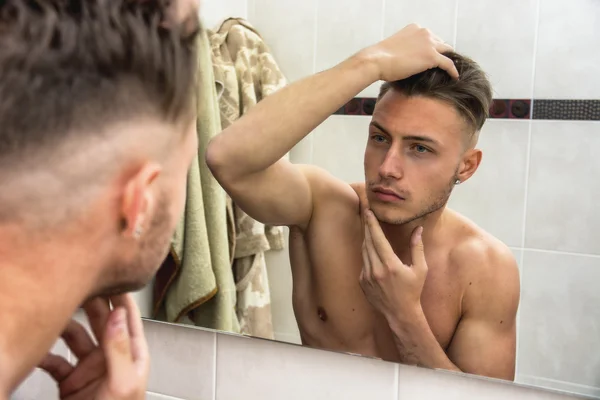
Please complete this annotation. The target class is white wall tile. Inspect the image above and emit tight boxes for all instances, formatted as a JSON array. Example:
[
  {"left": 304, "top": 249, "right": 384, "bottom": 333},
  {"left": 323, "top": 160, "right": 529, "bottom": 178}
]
[
  {"left": 517, "top": 375, "right": 600, "bottom": 400},
  {"left": 511, "top": 247, "right": 524, "bottom": 380},
  {"left": 311, "top": 115, "right": 371, "bottom": 183},
  {"left": 246, "top": 0, "right": 256, "bottom": 23},
  {"left": 448, "top": 120, "right": 529, "bottom": 248},
  {"left": 11, "top": 340, "right": 69, "bottom": 400},
  {"left": 455, "top": 0, "right": 538, "bottom": 98},
  {"left": 272, "top": 332, "right": 302, "bottom": 345},
  {"left": 510, "top": 248, "right": 523, "bottom": 268},
  {"left": 146, "top": 393, "right": 185, "bottom": 400},
  {"left": 264, "top": 228, "right": 301, "bottom": 345},
  {"left": 534, "top": 0, "right": 600, "bottom": 99},
  {"left": 384, "top": 0, "right": 457, "bottom": 45},
  {"left": 315, "top": 0, "right": 384, "bottom": 73},
  {"left": 200, "top": 0, "right": 247, "bottom": 30},
  {"left": 143, "top": 320, "right": 215, "bottom": 400},
  {"left": 72, "top": 308, "right": 92, "bottom": 331},
  {"left": 250, "top": 0, "right": 317, "bottom": 83},
  {"left": 134, "top": 279, "right": 155, "bottom": 319},
  {"left": 216, "top": 333, "right": 397, "bottom": 400},
  {"left": 397, "top": 365, "right": 580, "bottom": 400},
  {"left": 524, "top": 121, "right": 600, "bottom": 254},
  {"left": 517, "top": 250, "right": 600, "bottom": 398},
  {"left": 290, "top": 134, "right": 314, "bottom": 164},
  {"left": 359, "top": 82, "right": 385, "bottom": 99}
]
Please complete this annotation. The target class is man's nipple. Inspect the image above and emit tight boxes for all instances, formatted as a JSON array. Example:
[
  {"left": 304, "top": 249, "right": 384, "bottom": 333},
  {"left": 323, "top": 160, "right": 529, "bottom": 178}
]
[{"left": 317, "top": 306, "right": 328, "bottom": 322}]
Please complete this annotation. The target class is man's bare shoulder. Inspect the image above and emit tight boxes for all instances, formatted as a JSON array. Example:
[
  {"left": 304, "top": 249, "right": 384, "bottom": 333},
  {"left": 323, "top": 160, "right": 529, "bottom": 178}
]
[
  {"left": 296, "top": 164, "right": 361, "bottom": 217},
  {"left": 446, "top": 210, "right": 520, "bottom": 315},
  {"left": 446, "top": 209, "right": 517, "bottom": 272}
]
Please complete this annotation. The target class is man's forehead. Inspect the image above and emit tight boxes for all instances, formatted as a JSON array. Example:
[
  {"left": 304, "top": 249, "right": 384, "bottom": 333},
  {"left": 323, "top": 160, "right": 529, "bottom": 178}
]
[{"left": 371, "top": 95, "right": 468, "bottom": 140}]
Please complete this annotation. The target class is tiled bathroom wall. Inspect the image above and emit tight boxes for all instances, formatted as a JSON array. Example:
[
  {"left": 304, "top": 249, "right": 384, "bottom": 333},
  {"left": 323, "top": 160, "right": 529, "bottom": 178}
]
[{"left": 11, "top": 319, "right": 586, "bottom": 400}]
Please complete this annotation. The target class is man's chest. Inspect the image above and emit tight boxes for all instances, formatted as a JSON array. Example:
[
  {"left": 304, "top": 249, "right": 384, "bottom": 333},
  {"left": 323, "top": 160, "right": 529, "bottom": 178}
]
[
  {"left": 297, "top": 251, "right": 463, "bottom": 356},
  {"left": 294, "top": 219, "right": 465, "bottom": 353},
  {"left": 419, "top": 259, "right": 465, "bottom": 349}
]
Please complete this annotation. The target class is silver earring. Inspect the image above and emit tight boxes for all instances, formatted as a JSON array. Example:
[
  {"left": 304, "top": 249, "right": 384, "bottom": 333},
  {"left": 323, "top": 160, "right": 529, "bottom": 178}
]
[{"left": 455, "top": 179, "right": 461, "bottom": 185}]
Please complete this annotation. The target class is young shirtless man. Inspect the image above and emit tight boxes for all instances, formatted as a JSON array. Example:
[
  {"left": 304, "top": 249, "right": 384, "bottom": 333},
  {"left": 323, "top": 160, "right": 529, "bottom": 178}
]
[{"left": 206, "top": 24, "right": 520, "bottom": 381}]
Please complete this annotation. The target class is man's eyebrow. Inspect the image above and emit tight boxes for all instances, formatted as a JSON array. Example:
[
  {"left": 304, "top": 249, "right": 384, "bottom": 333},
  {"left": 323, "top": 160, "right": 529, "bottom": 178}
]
[
  {"left": 370, "top": 121, "right": 390, "bottom": 135},
  {"left": 403, "top": 135, "right": 438, "bottom": 145},
  {"left": 370, "top": 121, "right": 438, "bottom": 145}
]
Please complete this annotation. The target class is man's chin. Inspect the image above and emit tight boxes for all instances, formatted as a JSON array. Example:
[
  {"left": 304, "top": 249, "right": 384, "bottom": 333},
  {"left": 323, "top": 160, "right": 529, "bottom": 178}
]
[
  {"left": 89, "top": 279, "right": 150, "bottom": 300},
  {"left": 370, "top": 205, "right": 411, "bottom": 225}
]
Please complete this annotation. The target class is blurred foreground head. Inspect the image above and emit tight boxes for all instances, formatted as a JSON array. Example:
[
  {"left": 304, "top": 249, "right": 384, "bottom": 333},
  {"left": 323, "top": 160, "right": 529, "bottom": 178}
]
[{"left": 0, "top": 0, "right": 200, "bottom": 296}]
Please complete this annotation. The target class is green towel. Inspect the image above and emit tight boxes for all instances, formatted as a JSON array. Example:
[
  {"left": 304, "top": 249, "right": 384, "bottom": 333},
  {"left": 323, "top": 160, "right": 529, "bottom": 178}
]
[{"left": 159, "top": 24, "right": 239, "bottom": 333}]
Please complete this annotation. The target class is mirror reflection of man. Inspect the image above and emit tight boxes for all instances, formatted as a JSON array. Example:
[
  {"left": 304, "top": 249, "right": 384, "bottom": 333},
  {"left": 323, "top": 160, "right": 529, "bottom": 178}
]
[
  {"left": 0, "top": 0, "right": 200, "bottom": 398},
  {"left": 207, "top": 24, "right": 520, "bottom": 380}
]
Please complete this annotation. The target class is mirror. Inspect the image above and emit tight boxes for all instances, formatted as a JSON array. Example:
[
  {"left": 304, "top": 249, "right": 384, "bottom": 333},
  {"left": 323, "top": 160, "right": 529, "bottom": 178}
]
[{"left": 143, "top": 0, "right": 600, "bottom": 398}]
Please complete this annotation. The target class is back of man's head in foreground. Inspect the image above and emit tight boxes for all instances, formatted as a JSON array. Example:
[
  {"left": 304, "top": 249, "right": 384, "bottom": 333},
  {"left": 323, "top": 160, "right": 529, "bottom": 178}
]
[{"left": 0, "top": 0, "right": 200, "bottom": 296}]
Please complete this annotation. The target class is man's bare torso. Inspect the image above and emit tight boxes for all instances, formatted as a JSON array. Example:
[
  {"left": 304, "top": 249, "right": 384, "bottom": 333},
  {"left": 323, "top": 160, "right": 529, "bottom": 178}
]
[{"left": 287, "top": 181, "right": 500, "bottom": 363}]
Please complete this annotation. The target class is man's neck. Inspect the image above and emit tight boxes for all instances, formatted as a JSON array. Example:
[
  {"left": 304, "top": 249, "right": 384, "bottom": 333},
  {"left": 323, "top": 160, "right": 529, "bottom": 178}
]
[
  {"left": 381, "top": 207, "right": 447, "bottom": 264},
  {"left": 0, "top": 228, "right": 97, "bottom": 394}
]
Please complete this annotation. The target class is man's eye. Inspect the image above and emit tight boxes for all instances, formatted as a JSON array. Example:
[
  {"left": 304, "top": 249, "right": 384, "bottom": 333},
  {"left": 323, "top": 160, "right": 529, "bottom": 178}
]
[
  {"left": 414, "top": 144, "right": 429, "bottom": 153},
  {"left": 372, "top": 134, "right": 387, "bottom": 143}
]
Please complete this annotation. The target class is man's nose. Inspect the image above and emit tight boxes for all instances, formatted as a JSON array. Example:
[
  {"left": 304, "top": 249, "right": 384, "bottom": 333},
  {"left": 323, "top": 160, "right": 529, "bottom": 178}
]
[{"left": 378, "top": 149, "right": 404, "bottom": 180}]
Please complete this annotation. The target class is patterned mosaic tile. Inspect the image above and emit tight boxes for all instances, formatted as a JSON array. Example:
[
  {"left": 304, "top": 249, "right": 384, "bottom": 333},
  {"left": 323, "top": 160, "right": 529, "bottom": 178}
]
[{"left": 333, "top": 97, "right": 600, "bottom": 121}]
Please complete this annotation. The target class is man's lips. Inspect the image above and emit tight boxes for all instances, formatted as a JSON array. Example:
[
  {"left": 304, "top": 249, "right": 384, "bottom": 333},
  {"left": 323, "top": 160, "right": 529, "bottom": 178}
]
[{"left": 372, "top": 187, "right": 405, "bottom": 201}]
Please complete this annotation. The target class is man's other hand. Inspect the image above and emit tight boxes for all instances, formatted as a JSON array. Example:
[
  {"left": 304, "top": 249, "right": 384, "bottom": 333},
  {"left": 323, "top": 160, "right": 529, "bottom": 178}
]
[{"left": 38, "top": 294, "right": 150, "bottom": 400}]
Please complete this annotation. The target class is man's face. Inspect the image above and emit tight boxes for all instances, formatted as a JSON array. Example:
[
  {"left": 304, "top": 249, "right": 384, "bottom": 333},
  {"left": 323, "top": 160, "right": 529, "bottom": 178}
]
[
  {"left": 98, "top": 117, "right": 198, "bottom": 296},
  {"left": 364, "top": 90, "right": 475, "bottom": 226}
]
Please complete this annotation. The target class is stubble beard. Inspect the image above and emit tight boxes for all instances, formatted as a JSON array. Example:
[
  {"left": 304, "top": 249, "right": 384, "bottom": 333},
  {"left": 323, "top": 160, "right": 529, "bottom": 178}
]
[
  {"left": 371, "top": 171, "right": 459, "bottom": 226},
  {"left": 92, "top": 192, "right": 173, "bottom": 299}
]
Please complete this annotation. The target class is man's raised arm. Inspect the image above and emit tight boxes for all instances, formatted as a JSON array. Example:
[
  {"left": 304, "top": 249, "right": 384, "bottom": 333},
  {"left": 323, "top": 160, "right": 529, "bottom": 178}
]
[{"left": 205, "top": 24, "right": 458, "bottom": 230}]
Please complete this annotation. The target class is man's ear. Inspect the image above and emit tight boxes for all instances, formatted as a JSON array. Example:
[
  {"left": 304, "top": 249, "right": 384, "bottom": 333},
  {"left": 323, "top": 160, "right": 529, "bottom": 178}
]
[
  {"left": 120, "top": 162, "right": 162, "bottom": 238},
  {"left": 456, "top": 148, "right": 482, "bottom": 184}
]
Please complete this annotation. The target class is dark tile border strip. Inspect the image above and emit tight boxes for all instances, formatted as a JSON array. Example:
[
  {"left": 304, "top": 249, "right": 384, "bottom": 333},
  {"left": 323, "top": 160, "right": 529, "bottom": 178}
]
[
  {"left": 334, "top": 97, "right": 600, "bottom": 121},
  {"left": 491, "top": 99, "right": 531, "bottom": 119},
  {"left": 533, "top": 100, "right": 600, "bottom": 121},
  {"left": 333, "top": 98, "right": 377, "bottom": 116}
]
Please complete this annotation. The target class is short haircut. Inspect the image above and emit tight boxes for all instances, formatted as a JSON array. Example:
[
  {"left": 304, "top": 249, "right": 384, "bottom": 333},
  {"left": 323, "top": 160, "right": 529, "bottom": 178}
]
[
  {"left": 377, "top": 51, "right": 493, "bottom": 143},
  {"left": 0, "top": 0, "right": 199, "bottom": 226},
  {"left": 0, "top": 0, "right": 199, "bottom": 166}
]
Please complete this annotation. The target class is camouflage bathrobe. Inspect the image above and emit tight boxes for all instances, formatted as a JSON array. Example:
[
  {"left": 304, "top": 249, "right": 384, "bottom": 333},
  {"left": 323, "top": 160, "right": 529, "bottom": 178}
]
[{"left": 209, "top": 18, "right": 288, "bottom": 339}]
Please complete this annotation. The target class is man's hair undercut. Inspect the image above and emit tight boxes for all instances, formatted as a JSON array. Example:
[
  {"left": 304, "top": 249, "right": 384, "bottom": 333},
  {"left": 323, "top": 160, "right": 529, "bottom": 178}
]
[
  {"left": 0, "top": 0, "right": 199, "bottom": 165},
  {"left": 377, "top": 51, "right": 493, "bottom": 144}
]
